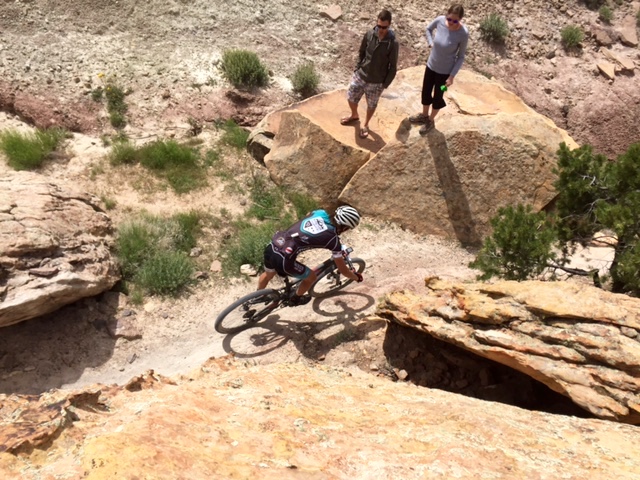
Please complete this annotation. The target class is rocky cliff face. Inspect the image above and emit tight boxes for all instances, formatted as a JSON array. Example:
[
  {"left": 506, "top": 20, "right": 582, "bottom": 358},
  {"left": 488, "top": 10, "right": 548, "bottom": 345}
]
[
  {"left": 0, "top": 172, "right": 120, "bottom": 327},
  {"left": 2, "top": 358, "right": 640, "bottom": 479}
]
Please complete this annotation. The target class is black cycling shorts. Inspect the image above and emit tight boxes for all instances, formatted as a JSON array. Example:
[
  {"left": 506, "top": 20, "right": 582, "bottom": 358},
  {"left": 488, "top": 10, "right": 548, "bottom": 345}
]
[{"left": 263, "top": 243, "right": 311, "bottom": 279}]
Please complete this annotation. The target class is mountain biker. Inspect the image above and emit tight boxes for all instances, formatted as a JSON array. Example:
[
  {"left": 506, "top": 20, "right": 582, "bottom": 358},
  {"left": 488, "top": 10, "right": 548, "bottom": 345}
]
[{"left": 257, "top": 205, "right": 364, "bottom": 306}]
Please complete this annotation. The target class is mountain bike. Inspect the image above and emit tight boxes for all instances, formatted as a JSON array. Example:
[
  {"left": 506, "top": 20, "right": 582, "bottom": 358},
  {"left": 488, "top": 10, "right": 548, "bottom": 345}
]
[{"left": 214, "top": 247, "right": 366, "bottom": 334}]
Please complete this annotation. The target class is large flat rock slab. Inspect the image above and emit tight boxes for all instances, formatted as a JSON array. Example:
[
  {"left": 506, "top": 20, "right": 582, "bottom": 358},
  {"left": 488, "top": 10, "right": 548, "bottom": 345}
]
[{"left": 0, "top": 172, "right": 120, "bottom": 327}]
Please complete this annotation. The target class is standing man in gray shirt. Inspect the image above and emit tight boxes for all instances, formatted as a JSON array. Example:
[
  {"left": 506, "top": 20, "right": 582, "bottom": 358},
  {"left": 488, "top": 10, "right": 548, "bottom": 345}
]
[
  {"left": 340, "top": 9, "right": 399, "bottom": 139},
  {"left": 409, "top": 4, "right": 469, "bottom": 134}
]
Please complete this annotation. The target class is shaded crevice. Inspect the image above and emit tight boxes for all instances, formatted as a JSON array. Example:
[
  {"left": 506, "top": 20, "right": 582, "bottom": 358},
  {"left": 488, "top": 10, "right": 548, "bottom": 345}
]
[{"left": 383, "top": 322, "right": 594, "bottom": 418}]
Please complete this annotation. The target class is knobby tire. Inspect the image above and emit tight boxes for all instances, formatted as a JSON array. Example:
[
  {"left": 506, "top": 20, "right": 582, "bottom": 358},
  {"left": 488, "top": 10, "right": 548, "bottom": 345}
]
[
  {"left": 214, "top": 289, "right": 280, "bottom": 334},
  {"left": 309, "top": 258, "right": 366, "bottom": 298}
]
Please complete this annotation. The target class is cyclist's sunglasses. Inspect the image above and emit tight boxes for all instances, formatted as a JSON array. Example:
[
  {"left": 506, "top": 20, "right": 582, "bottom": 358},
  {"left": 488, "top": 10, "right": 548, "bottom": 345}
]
[{"left": 446, "top": 17, "right": 459, "bottom": 24}]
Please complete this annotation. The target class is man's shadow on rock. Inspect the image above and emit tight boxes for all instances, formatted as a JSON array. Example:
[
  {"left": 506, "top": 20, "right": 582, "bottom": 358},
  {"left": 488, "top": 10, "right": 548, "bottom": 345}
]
[
  {"left": 343, "top": 121, "right": 385, "bottom": 153},
  {"left": 220, "top": 291, "right": 382, "bottom": 361}
]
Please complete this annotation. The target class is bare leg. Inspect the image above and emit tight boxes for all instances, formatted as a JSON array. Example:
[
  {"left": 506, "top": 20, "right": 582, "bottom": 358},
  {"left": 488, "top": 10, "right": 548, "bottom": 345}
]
[
  {"left": 363, "top": 107, "right": 377, "bottom": 129},
  {"left": 422, "top": 105, "right": 431, "bottom": 118},
  {"left": 346, "top": 100, "right": 359, "bottom": 120},
  {"left": 258, "top": 271, "right": 276, "bottom": 290},
  {"left": 430, "top": 108, "right": 440, "bottom": 122},
  {"left": 296, "top": 270, "right": 318, "bottom": 296}
]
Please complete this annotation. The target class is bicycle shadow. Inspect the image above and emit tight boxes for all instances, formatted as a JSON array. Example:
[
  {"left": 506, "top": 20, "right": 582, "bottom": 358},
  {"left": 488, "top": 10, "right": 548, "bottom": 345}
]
[{"left": 219, "top": 291, "right": 383, "bottom": 361}]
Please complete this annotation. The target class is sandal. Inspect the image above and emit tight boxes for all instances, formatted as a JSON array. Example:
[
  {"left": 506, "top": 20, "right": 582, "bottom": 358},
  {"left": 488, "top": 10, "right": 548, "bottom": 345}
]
[
  {"left": 359, "top": 126, "right": 369, "bottom": 138},
  {"left": 340, "top": 116, "right": 360, "bottom": 125}
]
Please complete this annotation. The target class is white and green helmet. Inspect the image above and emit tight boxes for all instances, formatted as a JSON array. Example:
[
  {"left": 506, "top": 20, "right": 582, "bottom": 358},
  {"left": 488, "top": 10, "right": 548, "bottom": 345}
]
[{"left": 334, "top": 205, "right": 361, "bottom": 229}]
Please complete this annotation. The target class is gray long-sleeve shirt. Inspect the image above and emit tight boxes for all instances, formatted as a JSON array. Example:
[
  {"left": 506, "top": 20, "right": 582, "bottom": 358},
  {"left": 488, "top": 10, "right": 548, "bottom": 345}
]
[{"left": 425, "top": 16, "right": 469, "bottom": 77}]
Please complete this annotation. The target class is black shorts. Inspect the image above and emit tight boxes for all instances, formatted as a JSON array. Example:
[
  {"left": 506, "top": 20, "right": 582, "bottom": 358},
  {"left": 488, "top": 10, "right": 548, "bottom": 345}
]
[
  {"left": 263, "top": 243, "right": 311, "bottom": 279},
  {"left": 421, "top": 66, "right": 449, "bottom": 110}
]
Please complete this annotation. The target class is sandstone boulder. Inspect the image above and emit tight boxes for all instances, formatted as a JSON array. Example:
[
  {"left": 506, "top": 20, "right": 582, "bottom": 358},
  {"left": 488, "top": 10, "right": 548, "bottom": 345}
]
[
  {"left": 0, "top": 172, "right": 120, "bottom": 327},
  {"left": 597, "top": 61, "right": 617, "bottom": 80},
  {"left": 2, "top": 359, "right": 640, "bottom": 479},
  {"left": 618, "top": 15, "right": 639, "bottom": 47},
  {"left": 251, "top": 67, "right": 577, "bottom": 245},
  {"left": 378, "top": 278, "right": 640, "bottom": 425},
  {"left": 265, "top": 111, "right": 370, "bottom": 209}
]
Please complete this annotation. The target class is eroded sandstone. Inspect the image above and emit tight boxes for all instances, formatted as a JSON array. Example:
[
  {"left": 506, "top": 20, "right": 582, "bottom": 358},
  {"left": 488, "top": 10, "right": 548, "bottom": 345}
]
[
  {"left": 0, "top": 172, "right": 120, "bottom": 327},
  {"left": 379, "top": 278, "right": 640, "bottom": 424}
]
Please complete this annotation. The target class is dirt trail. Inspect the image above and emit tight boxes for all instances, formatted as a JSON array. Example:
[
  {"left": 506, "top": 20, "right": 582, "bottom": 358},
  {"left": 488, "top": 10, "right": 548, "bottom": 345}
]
[{"left": 0, "top": 214, "right": 477, "bottom": 394}]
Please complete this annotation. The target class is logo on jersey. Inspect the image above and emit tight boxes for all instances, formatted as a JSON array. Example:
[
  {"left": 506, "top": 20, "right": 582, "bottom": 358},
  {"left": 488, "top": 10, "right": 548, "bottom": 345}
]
[
  {"left": 302, "top": 217, "right": 328, "bottom": 235},
  {"left": 274, "top": 236, "right": 285, "bottom": 247}
]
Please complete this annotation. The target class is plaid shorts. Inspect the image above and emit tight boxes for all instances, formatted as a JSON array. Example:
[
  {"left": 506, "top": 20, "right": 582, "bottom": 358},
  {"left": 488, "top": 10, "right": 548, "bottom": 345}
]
[{"left": 346, "top": 71, "right": 385, "bottom": 110}]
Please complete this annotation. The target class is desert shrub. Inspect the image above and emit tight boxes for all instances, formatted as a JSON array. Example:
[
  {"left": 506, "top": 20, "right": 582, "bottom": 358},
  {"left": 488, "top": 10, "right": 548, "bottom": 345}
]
[
  {"left": 470, "top": 204, "right": 559, "bottom": 281},
  {"left": 471, "top": 142, "right": 640, "bottom": 296},
  {"left": 116, "top": 212, "right": 203, "bottom": 295},
  {"left": 109, "top": 139, "right": 207, "bottom": 193},
  {"left": 219, "top": 119, "right": 249, "bottom": 149},
  {"left": 291, "top": 62, "right": 320, "bottom": 98},
  {"left": 287, "top": 191, "right": 319, "bottom": 219},
  {"left": 221, "top": 49, "right": 269, "bottom": 88},
  {"left": 479, "top": 14, "right": 509, "bottom": 44},
  {"left": 134, "top": 251, "right": 194, "bottom": 295},
  {"left": 220, "top": 220, "right": 278, "bottom": 275},
  {"left": 0, "top": 127, "right": 66, "bottom": 170},
  {"left": 561, "top": 25, "right": 584, "bottom": 49},
  {"left": 109, "top": 140, "right": 138, "bottom": 165},
  {"left": 172, "top": 210, "right": 203, "bottom": 252},
  {"left": 94, "top": 74, "right": 129, "bottom": 129},
  {"left": 247, "top": 176, "right": 285, "bottom": 220},
  {"left": 91, "top": 87, "right": 104, "bottom": 102},
  {"left": 109, "top": 111, "right": 126, "bottom": 129},
  {"left": 137, "top": 140, "right": 198, "bottom": 171},
  {"left": 100, "top": 195, "right": 117, "bottom": 210},
  {"left": 636, "top": 9, "right": 640, "bottom": 26},
  {"left": 598, "top": 5, "right": 613, "bottom": 24}
]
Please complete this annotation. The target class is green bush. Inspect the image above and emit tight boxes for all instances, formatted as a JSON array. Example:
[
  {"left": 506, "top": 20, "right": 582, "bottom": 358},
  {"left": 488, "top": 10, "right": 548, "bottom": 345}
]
[
  {"left": 116, "top": 212, "right": 203, "bottom": 295},
  {"left": 471, "top": 142, "right": 640, "bottom": 296},
  {"left": 109, "top": 111, "right": 126, "bottom": 129},
  {"left": 220, "top": 220, "right": 277, "bottom": 275},
  {"left": 135, "top": 251, "right": 194, "bottom": 295},
  {"left": 219, "top": 119, "right": 249, "bottom": 149},
  {"left": 137, "top": 140, "right": 198, "bottom": 171},
  {"left": 287, "top": 191, "right": 319, "bottom": 219},
  {"left": 109, "top": 140, "right": 207, "bottom": 193},
  {"left": 291, "top": 62, "right": 320, "bottom": 98},
  {"left": 598, "top": 6, "right": 613, "bottom": 24},
  {"left": 0, "top": 128, "right": 66, "bottom": 170},
  {"left": 479, "top": 14, "right": 509, "bottom": 44},
  {"left": 221, "top": 49, "right": 269, "bottom": 88},
  {"left": 561, "top": 25, "right": 584, "bottom": 49},
  {"left": 248, "top": 176, "right": 285, "bottom": 220},
  {"left": 109, "top": 140, "right": 138, "bottom": 165},
  {"left": 470, "top": 204, "right": 559, "bottom": 281}
]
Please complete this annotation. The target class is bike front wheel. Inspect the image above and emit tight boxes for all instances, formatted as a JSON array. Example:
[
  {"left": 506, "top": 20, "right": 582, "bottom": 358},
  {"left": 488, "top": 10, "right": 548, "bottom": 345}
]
[
  {"left": 308, "top": 258, "right": 366, "bottom": 298},
  {"left": 215, "top": 289, "right": 281, "bottom": 334}
]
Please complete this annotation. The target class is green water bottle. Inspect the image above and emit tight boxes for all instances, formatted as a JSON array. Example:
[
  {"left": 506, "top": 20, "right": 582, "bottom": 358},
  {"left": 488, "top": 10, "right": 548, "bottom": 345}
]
[{"left": 440, "top": 85, "right": 448, "bottom": 92}]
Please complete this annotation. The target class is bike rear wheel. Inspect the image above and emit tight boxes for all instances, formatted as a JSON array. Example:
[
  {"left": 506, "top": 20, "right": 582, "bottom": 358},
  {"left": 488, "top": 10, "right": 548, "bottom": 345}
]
[
  {"left": 215, "top": 289, "right": 281, "bottom": 334},
  {"left": 309, "top": 258, "right": 366, "bottom": 298}
]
